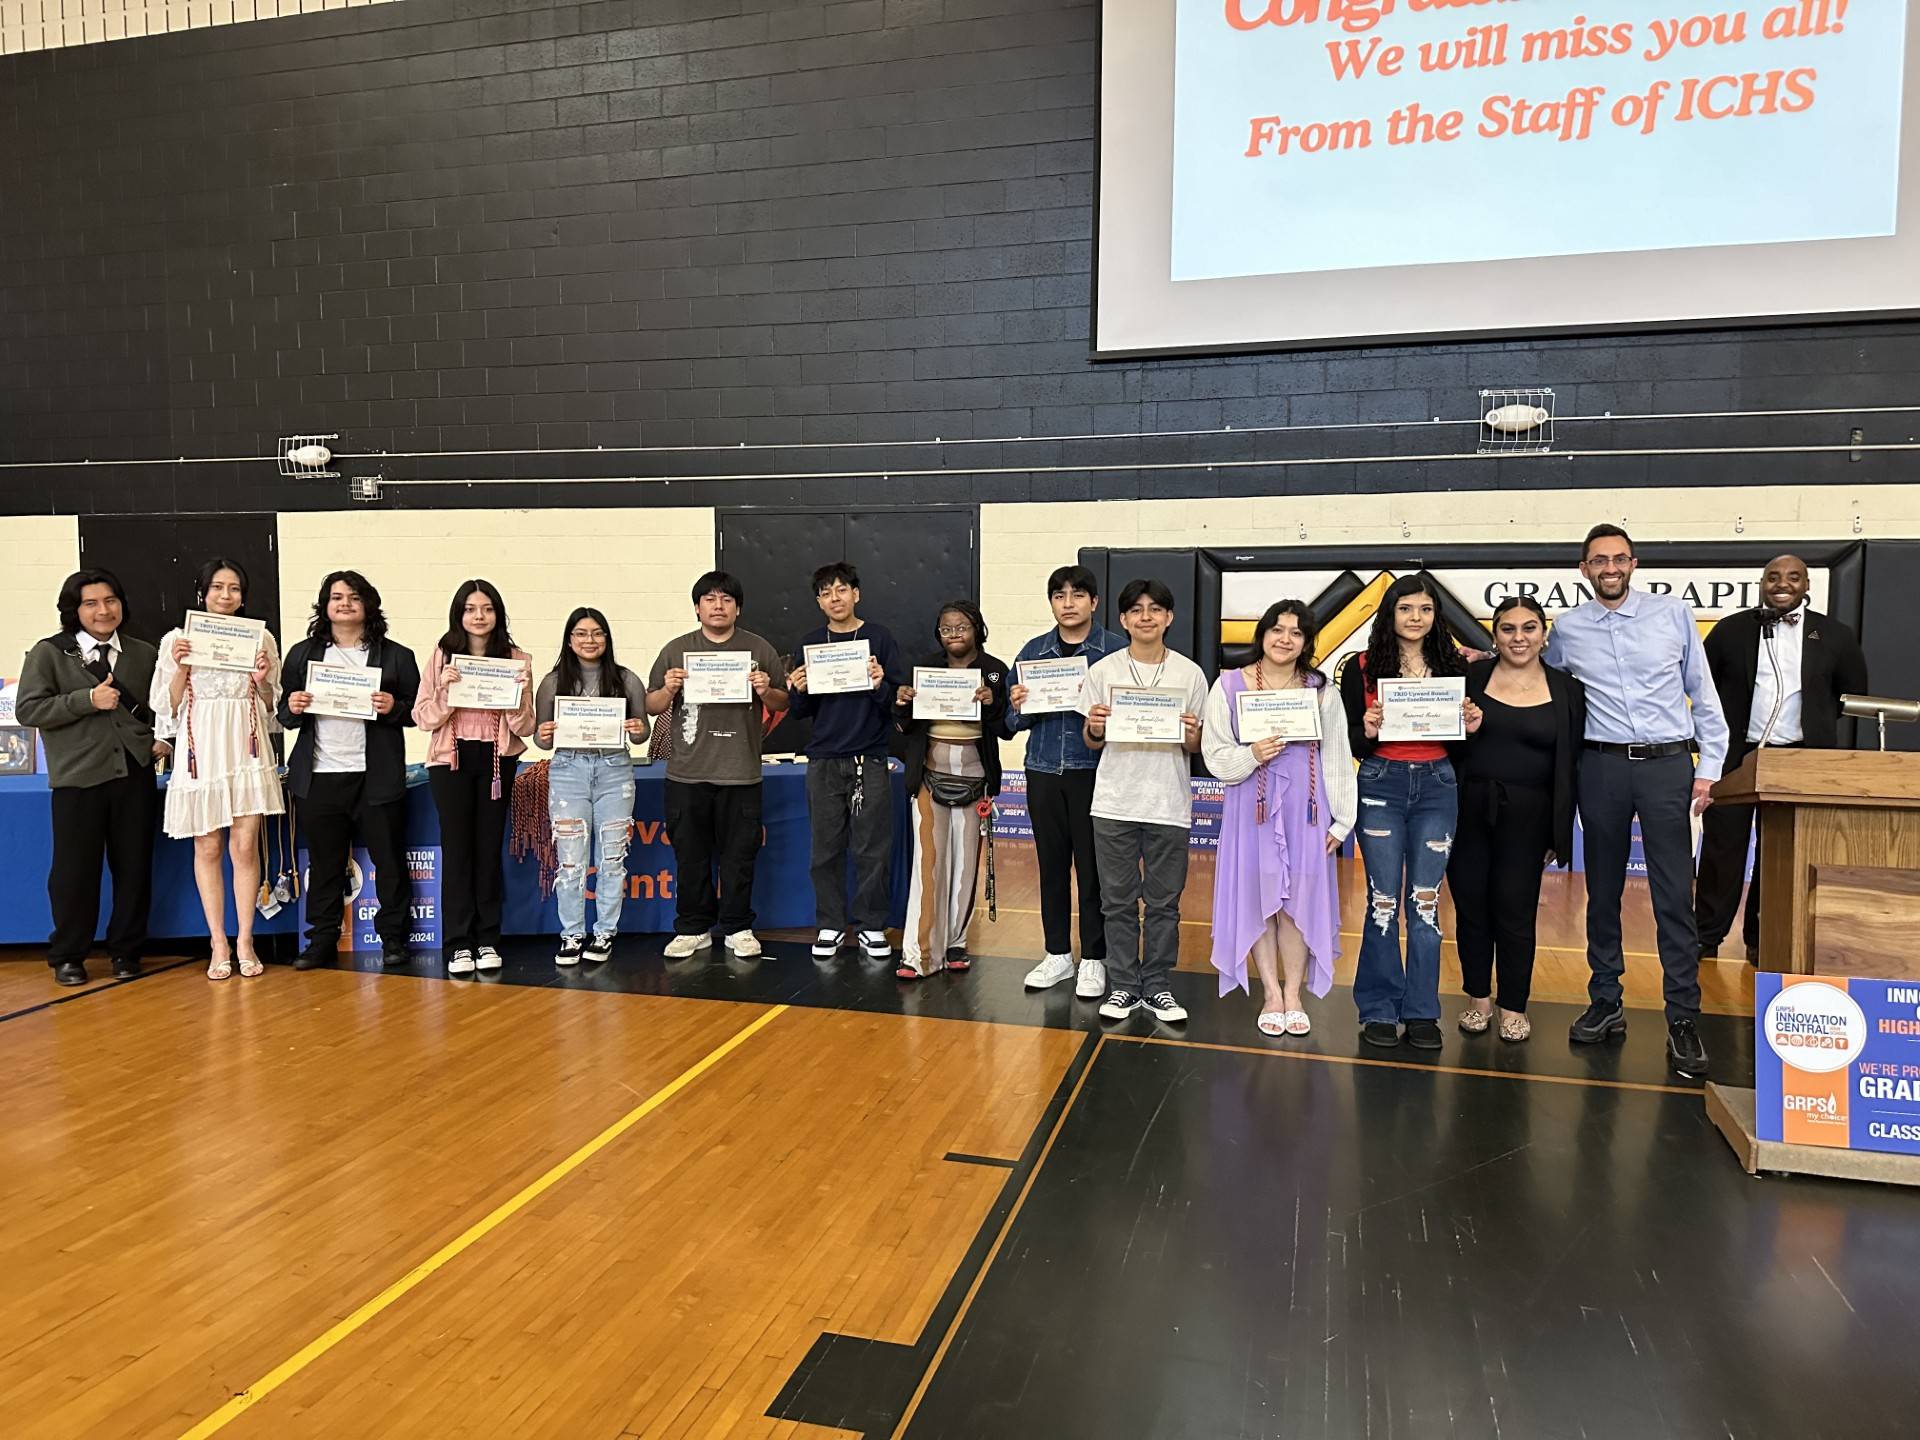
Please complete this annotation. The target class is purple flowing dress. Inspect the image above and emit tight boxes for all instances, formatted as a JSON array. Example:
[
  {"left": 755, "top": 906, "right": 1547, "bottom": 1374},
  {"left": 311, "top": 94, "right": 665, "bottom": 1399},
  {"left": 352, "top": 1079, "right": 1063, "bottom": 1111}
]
[{"left": 1208, "top": 669, "right": 1341, "bottom": 999}]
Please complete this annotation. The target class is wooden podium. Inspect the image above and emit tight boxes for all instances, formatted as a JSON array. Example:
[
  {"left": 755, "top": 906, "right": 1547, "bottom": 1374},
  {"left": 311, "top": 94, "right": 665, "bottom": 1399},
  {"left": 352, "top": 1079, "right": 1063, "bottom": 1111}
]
[{"left": 1712, "top": 750, "right": 1920, "bottom": 976}]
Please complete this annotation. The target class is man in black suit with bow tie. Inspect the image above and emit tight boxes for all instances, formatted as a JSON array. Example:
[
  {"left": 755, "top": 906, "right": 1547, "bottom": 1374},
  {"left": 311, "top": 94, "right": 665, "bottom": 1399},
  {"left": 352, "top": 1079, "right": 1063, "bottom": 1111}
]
[{"left": 1695, "top": 554, "right": 1868, "bottom": 961}]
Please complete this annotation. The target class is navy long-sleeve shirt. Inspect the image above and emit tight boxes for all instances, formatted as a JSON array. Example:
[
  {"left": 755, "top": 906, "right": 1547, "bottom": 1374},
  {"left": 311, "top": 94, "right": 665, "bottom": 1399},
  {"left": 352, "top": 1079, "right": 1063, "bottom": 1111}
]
[{"left": 789, "top": 620, "right": 905, "bottom": 758}]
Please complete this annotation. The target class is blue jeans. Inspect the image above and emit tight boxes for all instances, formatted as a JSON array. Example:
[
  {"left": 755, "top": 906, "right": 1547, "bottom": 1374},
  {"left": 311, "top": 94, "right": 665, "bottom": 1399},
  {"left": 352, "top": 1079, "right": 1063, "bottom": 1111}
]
[
  {"left": 549, "top": 751, "right": 635, "bottom": 941},
  {"left": 1352, "top": 757, "right": 1458, "bottom": 1025}
]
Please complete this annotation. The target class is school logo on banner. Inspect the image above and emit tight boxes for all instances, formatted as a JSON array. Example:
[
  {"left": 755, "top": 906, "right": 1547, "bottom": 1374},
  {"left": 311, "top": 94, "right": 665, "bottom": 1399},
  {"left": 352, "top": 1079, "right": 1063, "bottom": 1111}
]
[{"left": 1756, "top": 974, "right": 1920, "bottom": 1155}]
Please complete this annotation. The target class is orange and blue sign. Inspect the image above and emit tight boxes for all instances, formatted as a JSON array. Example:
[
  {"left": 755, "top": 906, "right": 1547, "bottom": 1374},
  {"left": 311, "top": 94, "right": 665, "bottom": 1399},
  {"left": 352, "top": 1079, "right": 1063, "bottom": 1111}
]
[{"left": 1756, "top": 974, "right": 1920, "bottom": 1154}]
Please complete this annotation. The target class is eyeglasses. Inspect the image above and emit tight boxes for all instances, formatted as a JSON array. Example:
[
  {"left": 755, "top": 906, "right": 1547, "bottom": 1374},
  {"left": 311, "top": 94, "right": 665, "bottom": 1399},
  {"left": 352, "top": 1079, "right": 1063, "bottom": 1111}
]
[
  {"left": 937, "top": 626, "right": 972, "bottom": 638},
  {"left": 570, "top": 629, "right": 606, "bottom": 641}
]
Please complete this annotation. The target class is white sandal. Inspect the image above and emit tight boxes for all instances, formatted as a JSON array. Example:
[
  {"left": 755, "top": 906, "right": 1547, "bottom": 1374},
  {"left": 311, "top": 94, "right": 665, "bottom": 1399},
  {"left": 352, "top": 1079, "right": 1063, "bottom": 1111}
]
[
  {"left": 1257, "top": 1011, "right": 1288, "bottom": 1037},
  {"left": 1284, "top": 1010, "right": 1312, "bottom": 1036},
  {"left": 207, "top": 951, "right": 233, "bottom": 981}
]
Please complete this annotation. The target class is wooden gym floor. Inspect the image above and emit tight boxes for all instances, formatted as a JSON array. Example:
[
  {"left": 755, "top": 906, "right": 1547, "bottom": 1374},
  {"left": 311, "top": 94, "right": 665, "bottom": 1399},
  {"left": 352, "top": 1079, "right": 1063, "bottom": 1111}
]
[{"left": 2, "top": 844, "right": 1905, "bottom": 1439}]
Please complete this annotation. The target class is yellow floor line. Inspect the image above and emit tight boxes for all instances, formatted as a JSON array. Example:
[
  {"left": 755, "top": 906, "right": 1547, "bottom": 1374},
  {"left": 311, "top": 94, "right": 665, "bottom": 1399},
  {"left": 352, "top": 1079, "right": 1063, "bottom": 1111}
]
[{"left": 174, "top": 1003, "right": 789, "bottom": 1440}]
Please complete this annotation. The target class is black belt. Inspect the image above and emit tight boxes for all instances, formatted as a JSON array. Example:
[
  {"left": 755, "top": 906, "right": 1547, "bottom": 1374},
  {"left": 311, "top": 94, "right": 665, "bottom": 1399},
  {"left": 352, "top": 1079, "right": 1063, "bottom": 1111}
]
[{"left": 1584, "top": 740, "right": 1691, "bottom": 760}]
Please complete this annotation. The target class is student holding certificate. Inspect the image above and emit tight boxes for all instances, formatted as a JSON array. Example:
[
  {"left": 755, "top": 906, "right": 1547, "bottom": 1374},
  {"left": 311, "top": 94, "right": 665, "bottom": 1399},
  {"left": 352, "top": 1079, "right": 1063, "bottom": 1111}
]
[
  {"left": 1449, "top": 597, "right": 1587, "bottom": 1044},
  {"left": 646, "top": 572, "right": 788, "bottom": 961},
  {"left": 150, "top": 558, "right": 284, "bottom": 981},
  {"left": 1004, "top": 565, "right": 1123, "bottom": 998},
  {"left": 413, "top": 580, "right": 536, "bottom": 976},
  {"left": 533, "top": 608, "right": 649, "bottom": 967},
  {"left": 787, "top": 562, "right": 906, "bottom": 962},
  {"left": 1201, "top": 601, "right": 1355, "bottom": 1038},
  {"left": 1079, "top": 579, "right": 1208, "bottom": 1025},
  {"left": 280, "top": 571, "right": 421, "bottom": 970},
  {"left": 893, "top": 601, "right": 1008, "bottom": 979},
  {"left": 1337, "top": 575, "right": 1481, "bottom": 1051}
]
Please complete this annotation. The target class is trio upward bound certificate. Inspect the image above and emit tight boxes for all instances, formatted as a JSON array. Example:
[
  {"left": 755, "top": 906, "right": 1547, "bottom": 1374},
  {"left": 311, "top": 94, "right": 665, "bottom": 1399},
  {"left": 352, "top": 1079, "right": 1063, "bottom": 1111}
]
[
  {"left": 183, "top": 612, "right": 267, "bottom": 673},
  {"left": 1377, "top": 677, "right": 1467, "bottom": 742}
]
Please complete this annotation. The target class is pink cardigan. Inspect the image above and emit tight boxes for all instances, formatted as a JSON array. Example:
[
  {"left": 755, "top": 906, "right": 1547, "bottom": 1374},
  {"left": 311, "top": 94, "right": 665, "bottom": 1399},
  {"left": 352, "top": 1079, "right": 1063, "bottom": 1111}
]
[{"left": 413, "top": 646, "right": 538, "bottom": 767}]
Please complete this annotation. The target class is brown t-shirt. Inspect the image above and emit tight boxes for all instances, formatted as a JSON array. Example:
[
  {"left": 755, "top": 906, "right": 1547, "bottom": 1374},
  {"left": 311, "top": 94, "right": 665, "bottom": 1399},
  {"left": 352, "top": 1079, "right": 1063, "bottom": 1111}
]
[{"left": 647, "top": 628, "right": 787, "bottom": 785}]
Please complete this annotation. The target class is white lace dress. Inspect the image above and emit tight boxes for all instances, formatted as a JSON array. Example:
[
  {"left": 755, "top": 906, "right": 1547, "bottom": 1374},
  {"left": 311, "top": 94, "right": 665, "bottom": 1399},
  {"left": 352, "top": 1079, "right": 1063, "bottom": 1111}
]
[{"left": 150, "top": 627, "right": 287, "bottom": 838}]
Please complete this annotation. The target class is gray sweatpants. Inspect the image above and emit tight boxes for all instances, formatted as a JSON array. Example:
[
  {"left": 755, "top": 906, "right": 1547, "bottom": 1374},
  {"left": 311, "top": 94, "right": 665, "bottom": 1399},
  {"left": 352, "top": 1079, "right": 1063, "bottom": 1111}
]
[{"left": 1093, "top": 817, "right": 1189, "bottom": 995}]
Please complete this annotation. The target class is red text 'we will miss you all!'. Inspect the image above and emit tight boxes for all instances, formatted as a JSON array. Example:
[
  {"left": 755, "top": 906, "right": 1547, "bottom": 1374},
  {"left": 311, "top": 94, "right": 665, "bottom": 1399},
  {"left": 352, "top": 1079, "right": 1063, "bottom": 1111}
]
[{"left": 1225, "top": 0, "right": 1854, "bottom": 157}]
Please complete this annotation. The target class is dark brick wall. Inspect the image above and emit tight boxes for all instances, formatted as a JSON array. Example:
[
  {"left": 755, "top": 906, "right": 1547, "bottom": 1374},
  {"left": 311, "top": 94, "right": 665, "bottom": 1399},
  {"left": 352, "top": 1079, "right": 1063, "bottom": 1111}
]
[{"left": 1, "top": 0, "right": 1916, "bottom": 513}]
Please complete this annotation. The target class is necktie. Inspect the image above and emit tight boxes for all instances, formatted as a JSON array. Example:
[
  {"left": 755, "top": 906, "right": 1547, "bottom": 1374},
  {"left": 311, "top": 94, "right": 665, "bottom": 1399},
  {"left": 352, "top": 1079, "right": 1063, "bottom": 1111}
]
[{"left": 85, "top": 647, "right": 111, "bottom": 683}]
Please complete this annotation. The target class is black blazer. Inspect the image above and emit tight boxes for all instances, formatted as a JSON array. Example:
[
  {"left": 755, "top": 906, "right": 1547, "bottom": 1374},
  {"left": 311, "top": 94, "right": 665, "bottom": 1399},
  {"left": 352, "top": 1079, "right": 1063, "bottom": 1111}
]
[
  {"left": 896, "top": 648, "right": 1010, "bottom": 799},
  {"left": 1458, "top": 659, "right": 1587, "bottom": 867},
  {"left": 277, "top": 634, "right": 421, "bottom": 805},
  {"left": 1704, "top": 608, "right": 1867, "bottom": 766}
]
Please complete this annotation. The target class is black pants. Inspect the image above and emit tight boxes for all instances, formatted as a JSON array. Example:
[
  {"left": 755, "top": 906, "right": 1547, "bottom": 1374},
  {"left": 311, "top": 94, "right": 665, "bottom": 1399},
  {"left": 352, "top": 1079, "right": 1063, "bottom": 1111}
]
[
  {"left": 1694, "top": 742, "right": 1797, "bottom": 952},
  {"left": 428, "top": 742, "right": 519, "bottom": 951},
  {"left": 47, "top": 761, "right": 157, "bottom": 967},
  {"left": 806, "top": 752, "right": 893, "bottom": 932},
  {"left": 1448, "top": 778, "right": 1552, "bottom": 1013},
  {"left": 1577, "top": 749, "right": 1701, "bottom": 1020},
  {"left": 665, "top": 778, "right": 763, "bottom": 935},
  {"left": 1026, "top": 767, "right": 1105, "bottom": 960},
  {"left": 301, "top": 772, "right": 411, "bottom": 950}
]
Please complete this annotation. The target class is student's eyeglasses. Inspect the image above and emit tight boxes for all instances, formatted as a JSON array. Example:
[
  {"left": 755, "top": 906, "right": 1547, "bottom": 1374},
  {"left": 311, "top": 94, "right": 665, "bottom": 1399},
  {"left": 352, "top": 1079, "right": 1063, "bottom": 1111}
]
[
  {"left": 937, "top": 626, "right": 972, "bottom": 638},
  {"left": 570, "top": 629, "right": 606, "bottom": 641}
]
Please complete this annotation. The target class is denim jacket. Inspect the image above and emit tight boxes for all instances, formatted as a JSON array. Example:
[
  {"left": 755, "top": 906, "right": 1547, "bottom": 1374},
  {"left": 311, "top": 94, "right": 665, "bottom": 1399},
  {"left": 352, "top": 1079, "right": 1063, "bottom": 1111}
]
[{"left": 1002, "top": 626, "right": 1124, "bottom": 773}]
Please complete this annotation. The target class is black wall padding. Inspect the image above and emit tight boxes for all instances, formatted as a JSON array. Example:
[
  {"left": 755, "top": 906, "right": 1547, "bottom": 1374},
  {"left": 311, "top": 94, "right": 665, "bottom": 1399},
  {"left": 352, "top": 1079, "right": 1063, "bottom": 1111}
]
[{"left": 1859, "top": 541, "right": 1920, "bottom": 752}]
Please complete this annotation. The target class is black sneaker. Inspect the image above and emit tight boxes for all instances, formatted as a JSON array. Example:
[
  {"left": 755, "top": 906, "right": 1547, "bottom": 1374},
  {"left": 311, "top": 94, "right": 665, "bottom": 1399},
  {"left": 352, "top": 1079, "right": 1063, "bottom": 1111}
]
[
  {"left": 1142, "top": 990, "right": 1188, "bottom": 1023},
  {"left": 1667, "top": 1018, "right": 1710, "bottom": 1078},
  {"left": 293, "top": 945, "right": 333, "bottom": 971},
  {"left": 1569, "top": 1001, "right": 1627, "bottom": 1044},
  {"left": 1098, "top": 989, "right": 1142, "bottom": 1020},
  {"left": 1361, "top": 1021, "right": 1401, "bottom": 1048},
  {"left": 555, "top": 936, "right": 586, "bottom": 967},
  {"left": 583, "top": 933, "right": 615, "bottom": 964},
  {"left": 1404, "top": 1019, "right": 1443, "bottom": 1050},
  {"left": 380, "top": 942, "right": 411, "bottom": 967}
]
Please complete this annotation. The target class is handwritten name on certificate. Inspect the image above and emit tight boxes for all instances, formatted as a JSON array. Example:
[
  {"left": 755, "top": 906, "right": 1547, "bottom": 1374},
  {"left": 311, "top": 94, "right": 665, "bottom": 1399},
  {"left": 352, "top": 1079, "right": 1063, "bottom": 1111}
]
[
  {"left": 1016, "top": 656, "right": 1088, "bottom": 715},
  {"left": 305, "top": 662, "right": 379, "bottom": 720},
  {"left": 1106, "top": 686, "right": 1186, "bottom": 743},
  {"left": 912, "top": 667, "right": 981, "bottom": 721},
  {"left": 449, "top": 656, "right": 525, "bottom": 710},
  {"left": 1236, "top": 689, "right": 1321, "bottom": 743},
  {"left": 553, "top": 696, "right": 627, "bottom": 749},
  {"left": 183, "top": 611, "right": 267, "bottom": 673},
  {"left": 803, "top": 639, "right": 872, "bottom": 696},
  {"left": 1377, "top": 677, "right": 1467, "bottom": 742},
  {"left": 683, "top": 651, "right": 753, "bottom": 704}
]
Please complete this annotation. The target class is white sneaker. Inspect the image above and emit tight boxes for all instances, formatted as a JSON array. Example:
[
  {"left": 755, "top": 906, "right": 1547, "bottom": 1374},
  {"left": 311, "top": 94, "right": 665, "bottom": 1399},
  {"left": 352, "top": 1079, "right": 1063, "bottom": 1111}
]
[
  {"left": 663, "top": 932, "right": 711, "bottom": 959},
  {"left": 811, "top": 929, "right": 846, "bottom": 959},
  {"left": 1075, "top": 957, "right": 1108, "bottom": 1000},
  {"left": 1024, "top": 953, "right": 1075, "bottom": 990},
  {"left": 475, "top": 946, "right": 503, "bottom": 971},
  {"left": 1143, "top": 990, "right": 1188, "bottom": 1024},
  {"left": 858, "top": 929, "right": 892, "bottom": 960},
  {"left": 448, "top": 948, "right": 476, "bottom": 975},
  {"left": 724, "top": 930, "right": 762, "bottom": 958}
]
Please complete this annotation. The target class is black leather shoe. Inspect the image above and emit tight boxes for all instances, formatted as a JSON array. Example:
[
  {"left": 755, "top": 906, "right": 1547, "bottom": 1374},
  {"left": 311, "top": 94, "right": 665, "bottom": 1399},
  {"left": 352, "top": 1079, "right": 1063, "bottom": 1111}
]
[
  {"left": 1667, "top": 1018, "right": 1710, "bottom": 1078},
  {"left": 1361, "top": 1021, "right": 1402, "bottom": 1048},
  {"left": 1569, "top": 1001, "right": 1627, "bottom": 1044},
  {"left": 111, "top": 956, "right": 142, "bottom": 979},
  {"left": 293, "top": 945, "right": 332, "bottom": 971},
  {"left": 53, "top": 961, "right": 88, "bottom": 987},
  {"left": 381, "top": 943, "right": 411, "bottom": 967},
  {"left": 1404, "top": 1019, "right": 1443, "bottom": 1051},
  {"left": 1697, "top": 942, "right": 1719, "bottom": 961}
]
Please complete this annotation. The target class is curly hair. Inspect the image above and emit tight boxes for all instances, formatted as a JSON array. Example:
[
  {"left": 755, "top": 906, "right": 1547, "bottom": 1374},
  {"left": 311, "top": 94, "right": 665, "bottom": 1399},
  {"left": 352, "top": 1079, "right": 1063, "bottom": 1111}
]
[{"left": 1361, "top": 573, "right": 1464, "bottom": 683}]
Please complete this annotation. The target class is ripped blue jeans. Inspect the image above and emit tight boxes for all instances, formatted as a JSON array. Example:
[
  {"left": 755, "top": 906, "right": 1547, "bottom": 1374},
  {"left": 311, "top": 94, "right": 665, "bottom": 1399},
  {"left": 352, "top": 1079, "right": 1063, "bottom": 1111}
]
[
  {"left": 1352, "top": 757, "right": 1457, "bottom": 1025},
  {"left": 549, "top": 750, "right": 636, "bottom": 941}
]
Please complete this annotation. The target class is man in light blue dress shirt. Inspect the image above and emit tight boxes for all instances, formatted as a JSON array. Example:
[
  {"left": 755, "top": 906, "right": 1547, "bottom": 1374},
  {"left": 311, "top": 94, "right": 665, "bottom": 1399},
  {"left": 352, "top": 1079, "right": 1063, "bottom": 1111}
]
[{"left": 1543, "top": 525, "right": 1729, "bottom": 1078}]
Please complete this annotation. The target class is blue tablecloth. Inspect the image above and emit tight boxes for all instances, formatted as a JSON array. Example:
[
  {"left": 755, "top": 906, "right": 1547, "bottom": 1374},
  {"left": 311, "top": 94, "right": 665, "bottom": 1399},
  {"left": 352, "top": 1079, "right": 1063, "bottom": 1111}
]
[{"left": 0, "top": 762, "right": 909, "bottom": 947}]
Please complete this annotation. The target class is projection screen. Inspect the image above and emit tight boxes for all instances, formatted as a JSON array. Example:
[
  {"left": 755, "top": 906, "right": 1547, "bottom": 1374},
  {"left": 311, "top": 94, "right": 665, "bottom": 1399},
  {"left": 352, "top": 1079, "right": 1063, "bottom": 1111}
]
[{"left": 1096, "top": 0, "right": 1920, "bottom": 355}]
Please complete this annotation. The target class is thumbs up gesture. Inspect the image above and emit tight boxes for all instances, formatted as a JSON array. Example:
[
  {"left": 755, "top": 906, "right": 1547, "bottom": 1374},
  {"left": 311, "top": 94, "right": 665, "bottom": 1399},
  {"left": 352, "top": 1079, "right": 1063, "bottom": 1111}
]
[{"left": 90, "top": 675, "right": 119, "bottom": 712}]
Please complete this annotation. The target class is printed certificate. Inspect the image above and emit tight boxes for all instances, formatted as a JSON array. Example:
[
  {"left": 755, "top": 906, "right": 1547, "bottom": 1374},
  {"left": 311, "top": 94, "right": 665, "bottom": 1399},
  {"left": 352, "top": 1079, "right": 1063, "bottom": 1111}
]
[
  {"left": 912, "top": 666, "right": 982, "bottom": 721},
  {"left": 305, "top": 661, "right": 379, "bottom": 720},
  {"left": 449, "top": 655, "right": 525, "bottom": 711},
  {"left": 803, "top": 639, "right": 872, "bottom": 696},
  {"left": 183, "top": 611, "right": 267, "bottom": 673},
  {"left": 1236, "top": 689, "right": 1322, "bottom": 743},
  {"left": 1106, "top": 686, "right": 1186, "bottom": 743},
  {"left": 1016, "top": 656, "right": 1089, "bottom": 715},
  {"left": 553, "top": 696, "right": 627, "bottom": 749},
  {"left": 683, "top": 651, "right": 753, "bottom": 705},
  {"left": 1377, "top": 677, "right": 1467, "bottom": 742}
]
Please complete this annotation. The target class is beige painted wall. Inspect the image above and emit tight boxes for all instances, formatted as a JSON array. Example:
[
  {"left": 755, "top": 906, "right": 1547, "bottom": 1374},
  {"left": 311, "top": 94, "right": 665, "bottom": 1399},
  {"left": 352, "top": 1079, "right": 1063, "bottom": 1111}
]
[
  {"left": 277, "top": 507, "right": 716, "bottom": 760},
  {"left": 0, "top": 515, "right": 81, "bottom": 681}
]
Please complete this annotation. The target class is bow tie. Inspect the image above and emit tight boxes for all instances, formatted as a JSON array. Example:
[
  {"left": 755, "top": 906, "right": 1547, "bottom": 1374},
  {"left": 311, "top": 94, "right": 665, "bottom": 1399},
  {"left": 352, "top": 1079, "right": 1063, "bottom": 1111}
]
[{"left": 1776, "top": 611, "right": 1800, "bottom": 627}]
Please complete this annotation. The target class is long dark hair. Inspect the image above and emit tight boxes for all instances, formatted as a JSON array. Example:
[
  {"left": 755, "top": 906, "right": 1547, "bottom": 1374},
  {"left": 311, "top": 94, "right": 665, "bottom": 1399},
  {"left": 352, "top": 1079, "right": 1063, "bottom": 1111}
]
[
  {"left": 1363, "top": 574, "right": 1464, "bottom": 683},
  {"left": 437, "top": 578, "right": 515, "bottom": 661},
  {"left": 1253, "top": 599, "right": 1325, "bottom": 687},
  {"left": 307, "top": 569, "right": 388, "bottom": 647},
  {"left": 192, "top": 557, "right": 250, "bottom": 618},
  {"left": 57, "top": 568, "right": 127, "bottom": 634},
  {"left": 554, "top": 607, "right": 619, "bottom": 697},
  {"left": 933, "top": 598, "right": 988, "bottom": 652},
  {"left": 1491, "top": 594, "right": 1548, "bottom": 629}
]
